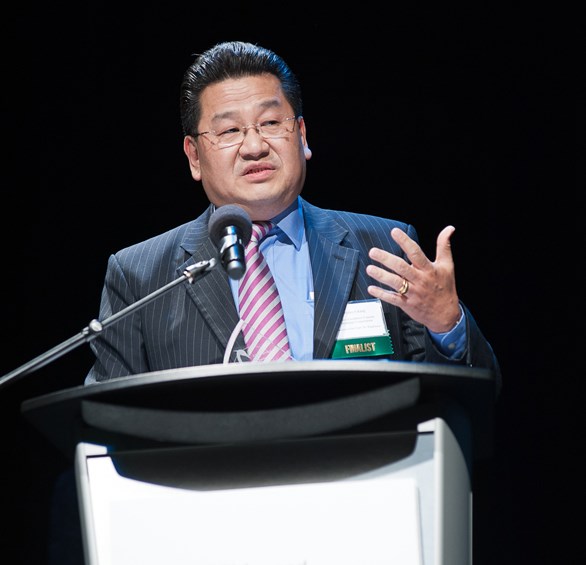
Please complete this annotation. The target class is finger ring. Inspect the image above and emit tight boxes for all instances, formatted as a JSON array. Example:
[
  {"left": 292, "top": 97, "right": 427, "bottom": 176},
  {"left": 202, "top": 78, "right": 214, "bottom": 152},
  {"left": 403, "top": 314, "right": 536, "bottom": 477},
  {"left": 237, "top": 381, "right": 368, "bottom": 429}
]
[{"left": 397, "top": 278, "right": 409, "bottom": 296}]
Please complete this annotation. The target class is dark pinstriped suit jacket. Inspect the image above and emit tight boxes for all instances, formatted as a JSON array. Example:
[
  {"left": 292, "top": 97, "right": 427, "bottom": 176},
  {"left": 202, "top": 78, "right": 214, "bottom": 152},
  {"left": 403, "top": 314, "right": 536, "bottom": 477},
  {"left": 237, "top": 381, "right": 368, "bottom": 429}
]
[{"left": 86, "top": 197, "right": 501, "bottom": 385}]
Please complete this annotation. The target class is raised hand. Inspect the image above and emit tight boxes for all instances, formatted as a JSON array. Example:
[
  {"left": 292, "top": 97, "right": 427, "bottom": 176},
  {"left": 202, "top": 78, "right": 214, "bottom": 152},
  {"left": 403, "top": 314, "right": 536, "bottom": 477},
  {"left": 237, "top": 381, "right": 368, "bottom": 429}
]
[{"left": 366, "top": 226, "right": 461, "bottom": 333}]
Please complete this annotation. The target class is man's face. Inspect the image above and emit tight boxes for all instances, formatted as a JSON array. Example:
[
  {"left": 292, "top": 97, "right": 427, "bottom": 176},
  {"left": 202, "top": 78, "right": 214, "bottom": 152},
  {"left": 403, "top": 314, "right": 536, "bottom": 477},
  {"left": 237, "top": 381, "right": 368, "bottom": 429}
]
[{"left": 183, "top": 74, "right": 312, "bottom": 221}]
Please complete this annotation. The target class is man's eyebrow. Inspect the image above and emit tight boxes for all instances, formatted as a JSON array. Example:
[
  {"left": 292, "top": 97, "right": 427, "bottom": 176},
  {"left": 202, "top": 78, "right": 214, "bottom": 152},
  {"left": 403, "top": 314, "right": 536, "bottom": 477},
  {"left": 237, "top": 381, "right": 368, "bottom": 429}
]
[{"left": 210, "top": 99, "right": 283, "bottom": 122}]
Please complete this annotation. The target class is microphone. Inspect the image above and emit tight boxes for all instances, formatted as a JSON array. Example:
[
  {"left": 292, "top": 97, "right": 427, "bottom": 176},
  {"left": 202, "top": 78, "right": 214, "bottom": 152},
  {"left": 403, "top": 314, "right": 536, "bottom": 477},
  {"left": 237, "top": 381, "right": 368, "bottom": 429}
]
[{"left": 208, "top": 204, "right": 253, "bottom": 280}]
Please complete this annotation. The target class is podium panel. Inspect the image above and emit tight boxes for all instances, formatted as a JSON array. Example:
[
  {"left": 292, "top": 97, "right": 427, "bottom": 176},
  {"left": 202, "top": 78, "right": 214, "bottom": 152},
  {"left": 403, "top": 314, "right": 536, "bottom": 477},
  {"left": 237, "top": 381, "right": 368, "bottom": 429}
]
[
  {"left": 75, "top": 417, "right": 469, "bottom": 565},
  {"left": 21, "top": 360, "right": 495, "bottom": 565}
]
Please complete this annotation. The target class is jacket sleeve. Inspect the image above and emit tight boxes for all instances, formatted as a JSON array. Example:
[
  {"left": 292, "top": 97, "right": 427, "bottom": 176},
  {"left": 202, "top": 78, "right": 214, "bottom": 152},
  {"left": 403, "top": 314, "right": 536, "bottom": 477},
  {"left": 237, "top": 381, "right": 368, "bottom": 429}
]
[{"left": 85, "top": 253, "right": 150, "bottom": 383}]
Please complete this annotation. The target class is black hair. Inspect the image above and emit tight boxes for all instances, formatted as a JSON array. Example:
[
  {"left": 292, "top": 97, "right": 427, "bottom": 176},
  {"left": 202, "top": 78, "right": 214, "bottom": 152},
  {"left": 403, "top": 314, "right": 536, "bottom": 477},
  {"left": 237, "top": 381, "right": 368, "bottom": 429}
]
[{"left": 179, "top": 41, "right": 303, "bottom": 137}]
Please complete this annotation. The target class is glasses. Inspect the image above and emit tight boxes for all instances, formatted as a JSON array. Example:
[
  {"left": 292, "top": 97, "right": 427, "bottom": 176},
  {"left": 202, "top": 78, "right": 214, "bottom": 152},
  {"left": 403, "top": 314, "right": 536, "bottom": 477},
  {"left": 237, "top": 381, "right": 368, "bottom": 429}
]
[{"left": 194, "top": 116, "right": 298, "bottom": 149}]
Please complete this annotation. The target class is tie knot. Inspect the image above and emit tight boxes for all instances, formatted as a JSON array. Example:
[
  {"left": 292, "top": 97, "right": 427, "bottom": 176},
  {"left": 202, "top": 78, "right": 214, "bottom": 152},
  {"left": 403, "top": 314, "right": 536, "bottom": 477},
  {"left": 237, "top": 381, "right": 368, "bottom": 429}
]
[{"left": 250, "top": 221, "right": 273, "bottom": 245}]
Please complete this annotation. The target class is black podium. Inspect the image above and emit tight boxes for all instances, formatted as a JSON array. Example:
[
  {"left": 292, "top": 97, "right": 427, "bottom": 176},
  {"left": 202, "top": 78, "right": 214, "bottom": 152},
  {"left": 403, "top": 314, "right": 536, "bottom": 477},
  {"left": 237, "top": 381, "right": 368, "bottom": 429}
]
[{"left": 22, "top": 360, "right": 496, "bottom": 565}]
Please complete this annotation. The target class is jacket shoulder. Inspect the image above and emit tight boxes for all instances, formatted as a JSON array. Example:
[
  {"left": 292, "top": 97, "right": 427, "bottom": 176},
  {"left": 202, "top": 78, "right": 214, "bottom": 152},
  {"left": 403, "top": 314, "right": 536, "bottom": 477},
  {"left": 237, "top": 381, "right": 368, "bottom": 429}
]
[{"left": 300, "top": 198, "right": 415, "bottom": 241}]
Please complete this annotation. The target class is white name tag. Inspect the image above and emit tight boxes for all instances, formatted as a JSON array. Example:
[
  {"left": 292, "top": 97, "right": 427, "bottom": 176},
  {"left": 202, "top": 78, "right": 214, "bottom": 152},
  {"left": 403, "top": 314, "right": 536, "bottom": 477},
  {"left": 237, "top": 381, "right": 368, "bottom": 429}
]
[{"left": 333, "top": 300, "right": 394, "bottom": 359}]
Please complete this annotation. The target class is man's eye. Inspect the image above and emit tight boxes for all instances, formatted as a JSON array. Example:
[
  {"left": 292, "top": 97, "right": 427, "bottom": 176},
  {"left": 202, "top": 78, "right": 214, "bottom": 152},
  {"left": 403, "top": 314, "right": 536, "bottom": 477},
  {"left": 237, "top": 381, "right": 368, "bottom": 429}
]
[
  {"left": 261, "top": 120, "right": 280, "bottom": 127},
  {"left": 218, "top": 127, "right": 240, "bottom": 137}
]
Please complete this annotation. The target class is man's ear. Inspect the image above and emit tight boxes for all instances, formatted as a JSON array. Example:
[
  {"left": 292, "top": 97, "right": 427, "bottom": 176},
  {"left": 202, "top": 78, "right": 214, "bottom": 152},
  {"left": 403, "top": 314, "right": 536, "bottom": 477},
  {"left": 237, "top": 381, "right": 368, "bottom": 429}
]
[
  {"left": 298, "top": 117, "right": 312, "bottom": 160},
  {"left": 183, "top": 136, "right": 202, "bottom": 181}
]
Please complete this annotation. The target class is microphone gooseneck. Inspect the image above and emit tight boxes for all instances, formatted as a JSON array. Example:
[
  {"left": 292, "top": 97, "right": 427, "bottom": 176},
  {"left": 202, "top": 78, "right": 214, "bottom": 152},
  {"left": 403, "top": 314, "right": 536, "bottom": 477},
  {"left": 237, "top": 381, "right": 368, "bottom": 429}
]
[{"left": 208, "top": 205, "right": 253, "bottom": 280}]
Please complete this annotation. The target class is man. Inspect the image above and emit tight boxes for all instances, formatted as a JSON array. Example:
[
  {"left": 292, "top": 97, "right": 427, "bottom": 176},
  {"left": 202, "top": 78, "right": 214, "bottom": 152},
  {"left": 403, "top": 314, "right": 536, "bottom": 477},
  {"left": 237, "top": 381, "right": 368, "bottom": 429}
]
[{"left": 85, "top": 41, "right": 501, "bottom": 387}]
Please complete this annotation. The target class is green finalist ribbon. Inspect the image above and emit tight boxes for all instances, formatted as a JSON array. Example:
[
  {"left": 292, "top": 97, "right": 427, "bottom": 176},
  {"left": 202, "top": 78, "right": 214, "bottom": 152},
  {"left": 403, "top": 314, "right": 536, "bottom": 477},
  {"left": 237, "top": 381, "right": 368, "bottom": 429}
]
[{"left": 332, "top": 334, "right": 394, "bottom": 359}]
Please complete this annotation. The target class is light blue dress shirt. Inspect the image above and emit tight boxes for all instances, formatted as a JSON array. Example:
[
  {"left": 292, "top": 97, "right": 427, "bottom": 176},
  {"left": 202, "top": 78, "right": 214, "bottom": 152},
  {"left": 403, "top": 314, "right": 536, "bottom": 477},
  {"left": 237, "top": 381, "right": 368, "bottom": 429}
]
[{"left": 230, "top": 198, "right": 466, "bottom": 360}]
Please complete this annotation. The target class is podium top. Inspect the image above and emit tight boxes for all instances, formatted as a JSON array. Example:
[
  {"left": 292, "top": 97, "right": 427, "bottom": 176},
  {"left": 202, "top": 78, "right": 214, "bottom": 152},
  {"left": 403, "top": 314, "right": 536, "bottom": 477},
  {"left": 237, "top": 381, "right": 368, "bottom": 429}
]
[{"left": 21, "top": 360, "right": 497, "bottom": 459}]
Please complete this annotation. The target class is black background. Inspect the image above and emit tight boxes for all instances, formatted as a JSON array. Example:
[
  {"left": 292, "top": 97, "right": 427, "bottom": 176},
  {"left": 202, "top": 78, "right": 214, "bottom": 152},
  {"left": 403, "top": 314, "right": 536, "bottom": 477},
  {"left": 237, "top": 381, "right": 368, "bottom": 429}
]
[{"left": 1, "top": 5, "right": 582, "bottom": 564}]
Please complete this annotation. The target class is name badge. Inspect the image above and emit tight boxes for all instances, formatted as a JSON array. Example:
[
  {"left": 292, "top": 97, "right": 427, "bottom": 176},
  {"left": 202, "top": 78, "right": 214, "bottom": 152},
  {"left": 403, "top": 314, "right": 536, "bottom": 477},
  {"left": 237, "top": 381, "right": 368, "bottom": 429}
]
[{"left": 332, "top": 299, "right": 394, "bottom": 359}]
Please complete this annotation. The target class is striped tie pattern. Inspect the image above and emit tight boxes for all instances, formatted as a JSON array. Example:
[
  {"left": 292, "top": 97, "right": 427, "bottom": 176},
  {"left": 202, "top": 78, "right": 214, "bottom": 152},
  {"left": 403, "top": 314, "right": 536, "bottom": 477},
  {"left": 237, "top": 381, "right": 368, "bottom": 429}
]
[{"left": 238, "top": 222, "right": 292, "bottom": 361}]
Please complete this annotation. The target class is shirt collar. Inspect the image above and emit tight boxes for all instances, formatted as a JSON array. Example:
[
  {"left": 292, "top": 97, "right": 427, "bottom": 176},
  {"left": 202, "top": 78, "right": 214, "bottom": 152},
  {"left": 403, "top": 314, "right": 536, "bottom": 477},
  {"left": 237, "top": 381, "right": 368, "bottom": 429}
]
[
  {"left": 270, "top": 197, "right": 304, "bottom": 251},
  {"left": 208, "top": 198, "right": 305, "bottom": 251}
]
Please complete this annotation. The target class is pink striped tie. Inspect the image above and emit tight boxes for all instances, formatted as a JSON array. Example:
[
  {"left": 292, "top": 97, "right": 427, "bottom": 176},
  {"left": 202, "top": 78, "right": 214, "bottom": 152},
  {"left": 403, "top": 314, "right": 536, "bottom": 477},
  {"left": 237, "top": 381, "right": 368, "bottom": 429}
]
[{"left": 238, "top": 222, "right": 292, "bottom": 362}]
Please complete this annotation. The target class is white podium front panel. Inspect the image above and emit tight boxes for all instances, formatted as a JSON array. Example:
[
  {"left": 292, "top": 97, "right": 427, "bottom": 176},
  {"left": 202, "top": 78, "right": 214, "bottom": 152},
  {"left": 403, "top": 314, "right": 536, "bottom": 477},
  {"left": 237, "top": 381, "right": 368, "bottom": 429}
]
[{"left": 75, "top": 418, "right": 471, "bottom": 565}]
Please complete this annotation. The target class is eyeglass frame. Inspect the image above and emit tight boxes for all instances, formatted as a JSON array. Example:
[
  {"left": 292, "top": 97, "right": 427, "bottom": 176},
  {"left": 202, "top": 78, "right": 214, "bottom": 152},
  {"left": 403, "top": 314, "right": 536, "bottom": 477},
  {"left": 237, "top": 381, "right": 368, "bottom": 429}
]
[{"left": 193, "top": 116, "right": 300, "bottom": 149}]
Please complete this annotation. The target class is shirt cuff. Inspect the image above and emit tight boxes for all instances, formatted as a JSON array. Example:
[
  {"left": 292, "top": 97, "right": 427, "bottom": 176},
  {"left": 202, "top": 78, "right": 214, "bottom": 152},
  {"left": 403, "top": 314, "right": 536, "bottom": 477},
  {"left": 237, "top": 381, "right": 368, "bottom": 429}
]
[{"left": 427, "top": 304, "right": 466, "bottom": 359}]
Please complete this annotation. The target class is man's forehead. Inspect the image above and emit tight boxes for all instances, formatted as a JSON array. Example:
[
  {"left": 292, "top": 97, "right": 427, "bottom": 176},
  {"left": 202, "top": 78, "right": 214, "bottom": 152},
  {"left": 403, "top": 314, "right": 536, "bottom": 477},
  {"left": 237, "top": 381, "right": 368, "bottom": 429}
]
[{"left": 200, "top": 75, "right": 288, "bottom": 118}]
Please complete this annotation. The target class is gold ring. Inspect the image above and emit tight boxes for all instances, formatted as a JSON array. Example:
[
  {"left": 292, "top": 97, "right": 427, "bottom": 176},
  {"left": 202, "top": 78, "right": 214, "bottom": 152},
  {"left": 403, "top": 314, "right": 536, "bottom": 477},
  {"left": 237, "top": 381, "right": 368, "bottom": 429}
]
[{"left": 398, "top": 278, "right": 409, "bottom": 296}]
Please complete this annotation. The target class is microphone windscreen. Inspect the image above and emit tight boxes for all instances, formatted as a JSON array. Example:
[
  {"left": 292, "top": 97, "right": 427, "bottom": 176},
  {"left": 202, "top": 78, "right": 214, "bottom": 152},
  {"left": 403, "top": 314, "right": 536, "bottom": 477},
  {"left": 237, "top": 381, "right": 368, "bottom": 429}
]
[{"left": 208, "top": 205, "right": 253, "bottom": 246}]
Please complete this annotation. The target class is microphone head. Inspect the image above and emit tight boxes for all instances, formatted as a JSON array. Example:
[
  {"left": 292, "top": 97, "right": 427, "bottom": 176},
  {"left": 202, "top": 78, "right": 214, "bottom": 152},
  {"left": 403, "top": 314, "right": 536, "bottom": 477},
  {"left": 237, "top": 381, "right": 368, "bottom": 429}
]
[{"left": 208, "top": 205, "right": 253, "bottom": 246}]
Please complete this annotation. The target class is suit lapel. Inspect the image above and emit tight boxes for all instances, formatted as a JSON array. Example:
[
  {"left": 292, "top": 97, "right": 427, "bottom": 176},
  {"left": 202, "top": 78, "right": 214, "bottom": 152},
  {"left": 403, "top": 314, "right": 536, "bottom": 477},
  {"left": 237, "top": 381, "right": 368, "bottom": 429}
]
[
  {"left": 302, "top": 200, "right": 359, "bottom": 359},
  {"left": 177, "top": 207, "right": 247, "bottom": 361}
]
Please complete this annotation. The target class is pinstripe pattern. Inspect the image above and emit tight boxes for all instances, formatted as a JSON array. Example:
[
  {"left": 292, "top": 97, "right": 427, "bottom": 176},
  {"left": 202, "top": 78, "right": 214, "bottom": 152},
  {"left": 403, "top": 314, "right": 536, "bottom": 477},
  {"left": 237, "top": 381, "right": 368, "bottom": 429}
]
[
  {"left": 86, "top": 197, "right": 501, "bottom": 387},
  {"left": 238, "top": 222, "right": 292, "bottom": 361}
]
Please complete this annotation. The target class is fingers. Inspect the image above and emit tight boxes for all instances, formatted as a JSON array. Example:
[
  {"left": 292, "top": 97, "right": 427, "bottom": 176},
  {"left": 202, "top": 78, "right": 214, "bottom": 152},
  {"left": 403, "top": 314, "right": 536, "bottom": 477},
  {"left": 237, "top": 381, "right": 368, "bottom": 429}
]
[
  {"left": 366, "top": 263, "right": 406, "bottom": 294},
  {"left": 367, "top": 228, "right": 420, "bottom": 285},
  {"left": 388, "top": 225, "right": 456, "bottom": 267},
  {"left": 436, "top": 225, "right": 456, "bottom": 264},
  {"left": 366, "top": 225, "right": 456, "bottom": 295},
  {"left": 368, "top": 226, "right": 456, "bottom": 278},
  {"left": 390, "top": 227, "right": 429, "bottom": 269},
  {"left": 367, "top": 225, "right": 459, "bottom": 330},
  {"left": 367, "top": 283, "right": 401, "bottom": 303}
]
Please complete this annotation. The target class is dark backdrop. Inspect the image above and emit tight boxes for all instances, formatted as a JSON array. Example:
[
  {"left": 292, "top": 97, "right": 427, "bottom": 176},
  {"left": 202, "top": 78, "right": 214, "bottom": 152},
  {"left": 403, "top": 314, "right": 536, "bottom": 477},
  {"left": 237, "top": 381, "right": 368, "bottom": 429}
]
[{"left": 1, "top": 5, "right": 581, "bottom": 564}]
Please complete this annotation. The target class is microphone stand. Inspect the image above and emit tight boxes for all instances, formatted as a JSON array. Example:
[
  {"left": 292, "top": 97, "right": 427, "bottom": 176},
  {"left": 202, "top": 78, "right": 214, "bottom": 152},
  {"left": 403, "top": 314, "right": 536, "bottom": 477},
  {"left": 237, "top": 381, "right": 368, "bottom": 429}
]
[{"left": 0, "top": 258, "right": 218, "bottom": 390}]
